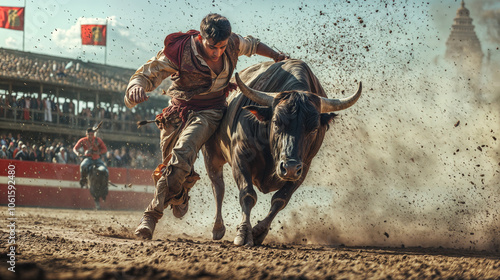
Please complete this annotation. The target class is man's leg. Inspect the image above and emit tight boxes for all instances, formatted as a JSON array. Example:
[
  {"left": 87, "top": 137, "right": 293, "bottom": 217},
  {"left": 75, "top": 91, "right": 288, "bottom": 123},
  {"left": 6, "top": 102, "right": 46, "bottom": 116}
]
[
  {"left": 134, "top": 109, "right": 222, "bottom": 239},
  {"left": 135, "top": 116, "right": 183, "bottom": 240},
  {"left": 79, "top": 158, "right": 91, "bottom": 188},
  {"left": 167, "top": 109, "right": 223, "bottom": 218}
]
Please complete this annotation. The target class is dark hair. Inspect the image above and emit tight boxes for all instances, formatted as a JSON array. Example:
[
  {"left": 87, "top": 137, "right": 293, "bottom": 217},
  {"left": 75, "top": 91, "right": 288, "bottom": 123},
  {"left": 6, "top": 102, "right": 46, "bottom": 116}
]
[
  {"left": 200, "top": 13, "right": 231, "bottom": 43},
  {"left": 86, "top": 128, "right": 94, "bottom": 133}
]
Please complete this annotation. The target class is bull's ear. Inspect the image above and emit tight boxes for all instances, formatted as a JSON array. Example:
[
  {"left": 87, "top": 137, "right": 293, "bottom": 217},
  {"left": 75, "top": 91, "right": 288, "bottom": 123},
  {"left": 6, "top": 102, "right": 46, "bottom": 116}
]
[
  {"left": 243, "top": 105, "right": 272, "bottom": 122},
  {"left": 320, "top": 113, "right": 337, "bottom": 126}
]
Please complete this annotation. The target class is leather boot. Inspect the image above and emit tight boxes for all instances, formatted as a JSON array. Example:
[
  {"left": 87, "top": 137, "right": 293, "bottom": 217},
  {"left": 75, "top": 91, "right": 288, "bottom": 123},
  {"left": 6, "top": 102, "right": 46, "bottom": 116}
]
[
  {"left": 134, "top": 214, "right": 157, "bottom": 240},
  {"left": 171, "top": 170, "right": 200, "bottom": 218}
]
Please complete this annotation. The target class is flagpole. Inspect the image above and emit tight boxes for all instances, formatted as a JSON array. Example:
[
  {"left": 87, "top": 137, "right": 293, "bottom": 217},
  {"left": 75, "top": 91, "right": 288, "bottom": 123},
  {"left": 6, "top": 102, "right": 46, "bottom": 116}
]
[
  {"left": 104, "top": 19, "right": 108, "bottom": 65},
  {"left": 23, "top": 0, "right": 26, "bottom": 51}
]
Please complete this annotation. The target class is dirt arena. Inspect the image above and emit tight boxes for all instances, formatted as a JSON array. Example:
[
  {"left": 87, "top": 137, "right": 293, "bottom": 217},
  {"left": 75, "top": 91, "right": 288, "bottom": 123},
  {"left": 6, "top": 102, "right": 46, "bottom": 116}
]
[{"left": 0, "top": 206, "right": 498, "bottom": 280}]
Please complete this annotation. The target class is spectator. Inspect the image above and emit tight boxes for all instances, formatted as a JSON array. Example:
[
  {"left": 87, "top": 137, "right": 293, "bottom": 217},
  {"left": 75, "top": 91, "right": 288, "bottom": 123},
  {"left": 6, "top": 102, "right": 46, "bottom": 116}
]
[
  {"left": 37, "top": 145, "right": 45, "bottom": 162},
  {"left": 67, "top": 145, "right": 78, "bottom": 164},
  {"left": 33, "top": 96, "right": 43, "bottom": 121},
  {"left": 12, "top": 141, "right": 22, "bottom": 157},
  {"left": 120, "top": 146, "right": 131, "bottom": 167},
  {"left": 104, "top": 151, "right": 114, "bottom": 167},
  {"left": 6, "top": 142, "right": 15, "bottom": 159},
  {"left": 44, "top": 97, "right": 52, "bottom": 122},
  {"left": 45, "top": 146, "right": 55, "bottom": 162},
  {"left": 0, "top": 145, "right": 7, "bottom": 159},
  {"left": 29, "top": 144, "right": 39, "bottom": 161},
  {"left": 23, "top": 96, "right": 31, "bottom": 120},
  {"left": 54, "top": 142, "right": 64, "bottom": 154},
  {"left": 55, "top": 147, "right": 68, "bottom": 164},
  {"left": 14, "top": 144, "right": 29, "bottom": 160},
  {"left": 113, "top": 149, "right": 122, "bottom": 167}
]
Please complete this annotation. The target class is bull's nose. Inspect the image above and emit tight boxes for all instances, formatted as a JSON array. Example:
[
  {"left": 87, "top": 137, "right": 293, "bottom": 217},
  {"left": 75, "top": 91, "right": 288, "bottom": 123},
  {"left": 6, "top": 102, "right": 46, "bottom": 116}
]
[{"left": 279, "top": 160, "right": 303, "bottom": 180}]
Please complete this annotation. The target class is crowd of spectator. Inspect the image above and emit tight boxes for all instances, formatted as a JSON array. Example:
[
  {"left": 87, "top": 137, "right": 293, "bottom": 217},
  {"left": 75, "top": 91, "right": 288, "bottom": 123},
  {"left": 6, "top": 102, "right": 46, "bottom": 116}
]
[
  {"left": 0, "top": 94, "right": 159, "bottom": 134},
  {"left": 0, "top": 48, "right": 168, "bottom": 135},
  {"left": 0, "top": 48, "right": 133, "bottom": 92},
  {"left": 0, "top": 132, "right": 159, "bottom": 170},
  {"left": 0, "top": 48, "right": 168, "bottom": 94}
]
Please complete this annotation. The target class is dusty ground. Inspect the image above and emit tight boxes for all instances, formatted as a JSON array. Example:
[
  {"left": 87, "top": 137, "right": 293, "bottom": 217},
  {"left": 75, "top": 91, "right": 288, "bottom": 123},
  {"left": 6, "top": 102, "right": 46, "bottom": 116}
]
[{"left": 0, "top": 206, "right": 499, "bottom": 280}]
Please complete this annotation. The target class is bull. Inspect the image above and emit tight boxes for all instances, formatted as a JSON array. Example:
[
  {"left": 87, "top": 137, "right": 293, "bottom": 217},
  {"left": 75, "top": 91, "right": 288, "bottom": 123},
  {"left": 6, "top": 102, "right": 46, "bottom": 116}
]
[
  {"left": 202, "top": 59, "right": 361, "bottom": 246},
  {"left": 88, "top": 163, "right": 109, "bottom": 210}
]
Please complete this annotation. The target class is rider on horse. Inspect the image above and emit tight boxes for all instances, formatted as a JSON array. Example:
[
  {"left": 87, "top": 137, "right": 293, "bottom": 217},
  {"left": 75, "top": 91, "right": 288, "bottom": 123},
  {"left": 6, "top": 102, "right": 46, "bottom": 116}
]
[{"left": 73, "top": 127, "right": 108, "bottom": 188}]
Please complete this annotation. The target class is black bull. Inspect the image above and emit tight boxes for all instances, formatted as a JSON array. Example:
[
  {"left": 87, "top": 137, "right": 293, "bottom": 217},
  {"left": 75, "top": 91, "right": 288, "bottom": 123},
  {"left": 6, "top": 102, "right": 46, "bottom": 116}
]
[
  {"left": 202, "top": 59, "right": 361, "bottom": 246},
  {"left": 88, "top": 164, "right": 108, "bottom": 210}
]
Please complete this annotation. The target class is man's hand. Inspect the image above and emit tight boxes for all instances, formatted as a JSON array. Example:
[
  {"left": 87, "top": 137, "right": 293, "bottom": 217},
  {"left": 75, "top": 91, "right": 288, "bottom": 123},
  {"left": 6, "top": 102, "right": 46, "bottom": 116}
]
[
  {"left": 273, "top": 52, "right": 290, "bottom": 63},
  {"left": 127, "top": 85, "right": 149, "bottom": 104}
]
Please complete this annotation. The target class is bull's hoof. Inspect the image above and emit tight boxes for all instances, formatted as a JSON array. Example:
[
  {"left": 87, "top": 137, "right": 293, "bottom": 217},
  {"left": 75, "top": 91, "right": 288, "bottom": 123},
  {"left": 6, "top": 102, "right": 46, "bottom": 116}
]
[
  {"left": 212, "top": 222, "right": 226, "bottom": 240},
  {"left": 234, "top": 223, "right": 253, "bottom": 246},
  {"left": 252, "top": 221, "right": 270, "bottom": 246}
]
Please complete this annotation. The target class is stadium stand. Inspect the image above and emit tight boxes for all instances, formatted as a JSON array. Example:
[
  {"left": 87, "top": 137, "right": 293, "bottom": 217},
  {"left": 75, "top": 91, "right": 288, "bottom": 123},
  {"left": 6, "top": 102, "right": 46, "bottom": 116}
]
[{"left": 0, "top": 48, "right": 170, "bottom": 148}]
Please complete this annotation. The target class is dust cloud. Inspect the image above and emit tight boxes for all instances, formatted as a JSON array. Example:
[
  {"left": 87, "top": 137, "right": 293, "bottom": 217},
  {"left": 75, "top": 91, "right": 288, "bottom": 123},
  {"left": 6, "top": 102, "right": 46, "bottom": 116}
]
[{"left": 148, "top": 1, "right": 500, "bottom": 252}]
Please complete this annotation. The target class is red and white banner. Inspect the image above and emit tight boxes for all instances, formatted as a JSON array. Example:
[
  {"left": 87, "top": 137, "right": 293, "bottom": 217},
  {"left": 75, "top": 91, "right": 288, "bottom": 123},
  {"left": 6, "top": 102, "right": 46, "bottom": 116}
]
[
  {"left": 0, "top": 159, "right": 154, "bottom": 210},
  {"left": 0, "top": 6, "right": 24, "bottom": 31},
  {"left": 81, "top": 24, "right": 107, "bottom": 46}
]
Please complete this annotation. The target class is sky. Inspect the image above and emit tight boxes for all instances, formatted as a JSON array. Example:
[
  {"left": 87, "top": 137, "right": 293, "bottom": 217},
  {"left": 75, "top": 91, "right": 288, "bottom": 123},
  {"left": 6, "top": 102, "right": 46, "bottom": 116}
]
[
  {"left": 0, "top": 0, "right": 499, "bottom": 72},
  {"left": 1, "top": 0, "right": 500, "bottom": 250}
]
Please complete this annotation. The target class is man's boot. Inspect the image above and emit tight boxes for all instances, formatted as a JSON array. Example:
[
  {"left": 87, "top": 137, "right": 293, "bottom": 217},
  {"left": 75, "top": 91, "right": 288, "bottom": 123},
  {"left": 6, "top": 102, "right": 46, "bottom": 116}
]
[
  {"left": 171, "top": 171, "right": 200, "bottom": 218},
  {"left": 134, "top": 214, "right": 157, "bottom": 240}
]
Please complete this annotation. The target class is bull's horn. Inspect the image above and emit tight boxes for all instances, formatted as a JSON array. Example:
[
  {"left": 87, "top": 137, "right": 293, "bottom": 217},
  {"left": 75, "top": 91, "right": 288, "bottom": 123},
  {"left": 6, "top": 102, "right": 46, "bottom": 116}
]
[
  {"left": 320, "top": 82, "right": 362, "bottom": 113},
  {"left": 235, "top": 73, "right": 274, "bottom": 106}
]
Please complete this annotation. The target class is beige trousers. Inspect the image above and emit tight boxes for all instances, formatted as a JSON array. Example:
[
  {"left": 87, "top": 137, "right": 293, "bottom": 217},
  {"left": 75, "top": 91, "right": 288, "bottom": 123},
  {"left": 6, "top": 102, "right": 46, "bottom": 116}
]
[{"left": 144, "top": 108, "right": 224, "bottom": 220}]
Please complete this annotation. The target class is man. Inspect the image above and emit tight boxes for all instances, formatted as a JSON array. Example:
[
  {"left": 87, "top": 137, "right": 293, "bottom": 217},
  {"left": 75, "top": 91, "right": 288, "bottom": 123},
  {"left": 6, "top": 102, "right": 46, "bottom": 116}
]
[
  {"left": 55, "top": 147, "right": 68, "bottom": 164},
  {"left": 0, "top": 145, "right": 7, "bottom": 159},
  {"left": 73, "top": 128, "right": 108, "bottom": 188},
  {"left": 14, "top": 144, "right": 29, "bottom": 161},
  {"left": 125, "top": 13, "right": 288, "bottom": 239}
]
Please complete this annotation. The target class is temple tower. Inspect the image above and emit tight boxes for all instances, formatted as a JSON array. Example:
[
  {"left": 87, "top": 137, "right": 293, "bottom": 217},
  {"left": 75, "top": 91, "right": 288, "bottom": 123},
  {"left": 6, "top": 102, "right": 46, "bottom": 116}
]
[{"left": 445, "top": 1, "right": 483, "bottom": 80}]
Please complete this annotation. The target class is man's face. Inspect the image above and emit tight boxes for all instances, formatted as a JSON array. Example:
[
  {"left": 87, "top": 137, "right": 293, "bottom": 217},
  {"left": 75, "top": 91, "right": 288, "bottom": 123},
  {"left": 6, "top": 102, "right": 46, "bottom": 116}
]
[
  {"left": 87, "top": 132, "right": 95, "bottom": 140},
  {"left": 198, "top": 35, "right": 228, "bottom": 62}
]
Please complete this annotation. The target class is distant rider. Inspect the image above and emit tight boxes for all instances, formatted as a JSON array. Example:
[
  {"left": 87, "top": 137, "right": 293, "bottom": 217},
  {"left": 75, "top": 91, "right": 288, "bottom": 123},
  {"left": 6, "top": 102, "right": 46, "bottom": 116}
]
[{"left": 73, "top": 128, "right": 108, "bottom": 188}]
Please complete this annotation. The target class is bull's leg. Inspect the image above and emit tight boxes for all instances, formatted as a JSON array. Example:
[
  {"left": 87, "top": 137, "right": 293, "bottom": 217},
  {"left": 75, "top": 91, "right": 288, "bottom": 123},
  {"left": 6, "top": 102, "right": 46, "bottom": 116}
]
[
  {"left": 202, "top": 142, "right": 226, "bottom": 240},
  {"left": 252, "top": 182, "right": 297, "bottom": 245},
  {"left": 95, "top": 198, "right": 101, "bottom": 210},
  {"left": 209, "top": 168, "right": 225, "bottom": 240},
  {"left": 233, "top": 164, "right": 257, "bottom": 246}
]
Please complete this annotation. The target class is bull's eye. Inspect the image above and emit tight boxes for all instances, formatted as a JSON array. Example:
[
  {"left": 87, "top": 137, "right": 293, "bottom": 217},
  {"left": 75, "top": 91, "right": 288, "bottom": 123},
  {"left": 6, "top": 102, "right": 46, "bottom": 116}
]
[
  {"left": 310, "top": 128, "right": 318, "bottom": 135},
  {"left": 272, "top": 120, "right": 283, "bottom": 132}
]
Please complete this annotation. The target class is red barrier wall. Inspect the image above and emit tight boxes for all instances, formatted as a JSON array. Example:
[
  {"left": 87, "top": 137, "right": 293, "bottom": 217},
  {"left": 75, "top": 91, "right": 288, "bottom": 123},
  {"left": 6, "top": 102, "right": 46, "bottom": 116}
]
[{"left": 0, "top": 159, "right": 154, "bottom": 210}]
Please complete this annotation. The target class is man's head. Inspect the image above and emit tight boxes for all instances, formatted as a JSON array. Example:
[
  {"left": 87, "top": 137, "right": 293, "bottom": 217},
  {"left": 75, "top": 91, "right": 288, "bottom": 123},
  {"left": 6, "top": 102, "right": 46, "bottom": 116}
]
[
  {"left": 198, "top": 13, "right": 231, "bottom": 62},
  {"left": 86, "top": 128, "right": 95, "bottom": 139}
]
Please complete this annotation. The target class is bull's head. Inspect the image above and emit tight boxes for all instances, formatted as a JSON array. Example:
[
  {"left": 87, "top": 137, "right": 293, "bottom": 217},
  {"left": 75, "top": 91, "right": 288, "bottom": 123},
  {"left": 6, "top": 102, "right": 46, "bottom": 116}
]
[{"left": 235, "top": 73, "right": 361, "bottom": 181}]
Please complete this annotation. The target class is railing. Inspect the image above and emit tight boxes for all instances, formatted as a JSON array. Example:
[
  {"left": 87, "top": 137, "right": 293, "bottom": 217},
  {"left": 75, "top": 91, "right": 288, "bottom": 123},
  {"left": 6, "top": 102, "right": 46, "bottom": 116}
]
[{"left": 0, "top": 106, "right": 160, "bottom": 136}]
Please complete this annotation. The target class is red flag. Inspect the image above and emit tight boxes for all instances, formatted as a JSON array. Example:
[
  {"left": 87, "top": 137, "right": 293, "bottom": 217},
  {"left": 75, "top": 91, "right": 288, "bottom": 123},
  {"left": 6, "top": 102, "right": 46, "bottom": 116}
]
[
  {"left": 81, "top": 24, "right": 107, "bottom": 46},
  {"left": 0, "top": 6, "right": 24, "bottom": 30}
]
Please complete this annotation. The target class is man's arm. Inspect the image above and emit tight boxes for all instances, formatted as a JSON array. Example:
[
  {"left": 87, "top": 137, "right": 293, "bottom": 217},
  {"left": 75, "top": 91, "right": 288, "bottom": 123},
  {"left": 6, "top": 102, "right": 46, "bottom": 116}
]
[
  {"left": 124, "top": 50, "right": 178, "bottom": 108},
  {"left": 73, "top": 139, "right": 83, "bottom": 157},
  {"left": 255, "top": 42, "right": 288, "bottom": 62},
  {"left": 97, "top": 138, "right": 107, "bottom": 155},
  {"left": 236, "top": 34, "right": 288, "bottom": 62}
]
